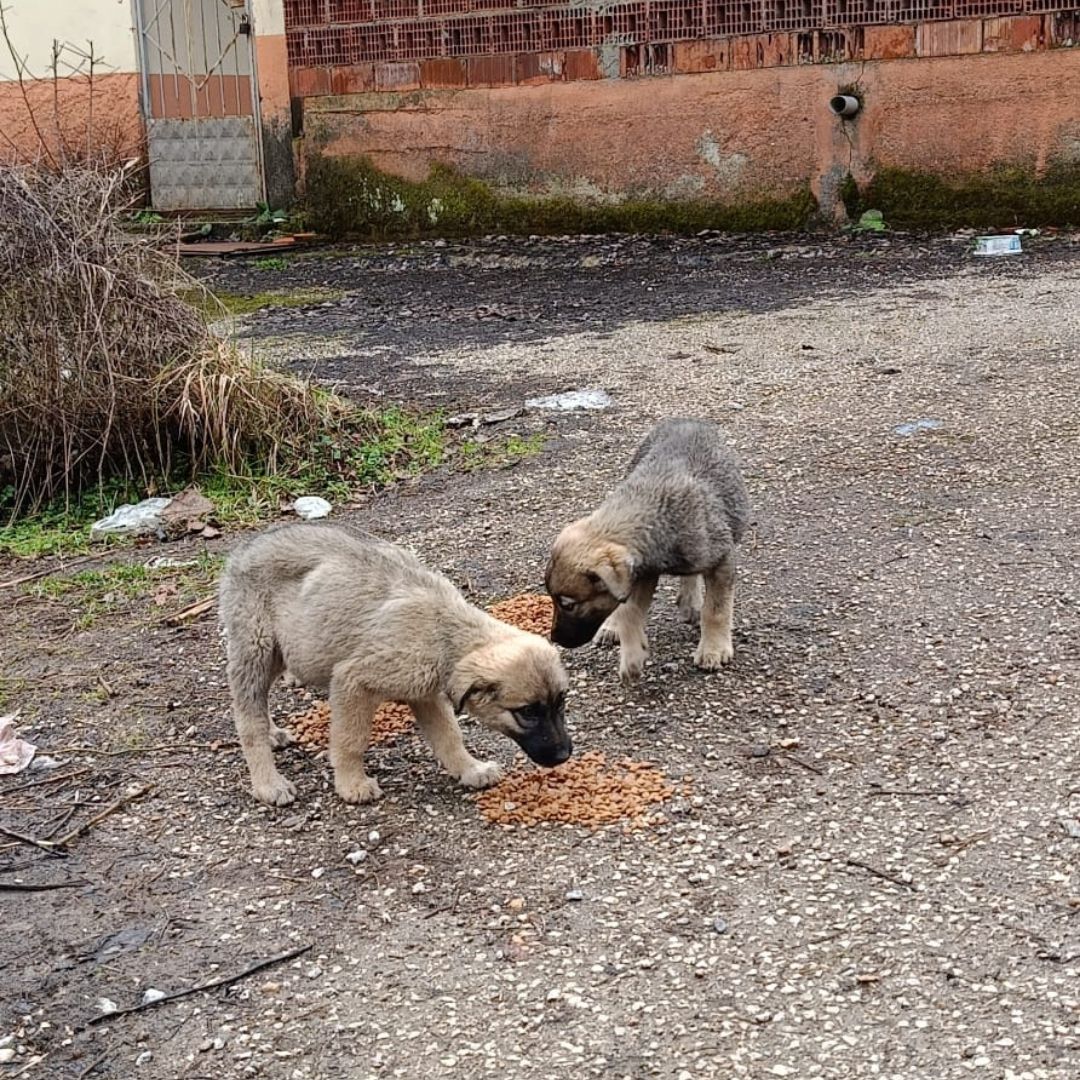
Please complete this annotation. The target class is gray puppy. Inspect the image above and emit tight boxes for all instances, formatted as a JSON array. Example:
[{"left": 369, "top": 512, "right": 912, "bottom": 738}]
[
  {"left": 219, "top": 524, "right": 572, "bottom": 807},
  {"left": 546, "top": 419, "right": 750, "bottom": 683}
]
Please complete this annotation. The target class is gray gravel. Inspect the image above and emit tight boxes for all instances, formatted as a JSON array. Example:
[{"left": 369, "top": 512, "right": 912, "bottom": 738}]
[{"left": 1, "top": 235, "right": 1078, "bottom": 1079}]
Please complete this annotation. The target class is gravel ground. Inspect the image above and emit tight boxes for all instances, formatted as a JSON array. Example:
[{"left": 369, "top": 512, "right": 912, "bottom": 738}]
[{"left": 1, "top": 233, "right": 1078, "bottom": 1080}]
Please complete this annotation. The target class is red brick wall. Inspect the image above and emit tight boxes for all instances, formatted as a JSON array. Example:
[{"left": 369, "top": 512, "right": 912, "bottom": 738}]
[{"left": 285, "top": 5, "right": 1080, "bottom": 215}]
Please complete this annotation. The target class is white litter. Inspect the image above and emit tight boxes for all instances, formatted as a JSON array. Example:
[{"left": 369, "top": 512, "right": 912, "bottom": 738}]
[
  {"left": 293, "top": 496, "right": 332, "bottom": 520},
  {"left": 0, "top": 714, "right": 35, "bottom": 775},
  {"left": 89, "top": 497, "right": 172, "bottom": 539},
  {"left": 526, "top": 389, "right": 613, "bottom": 412}
]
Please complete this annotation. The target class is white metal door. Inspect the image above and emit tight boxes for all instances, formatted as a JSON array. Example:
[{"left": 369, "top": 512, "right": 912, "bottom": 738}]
[{"left": 135, "top": 0, "right": 264, "bottom": 211}]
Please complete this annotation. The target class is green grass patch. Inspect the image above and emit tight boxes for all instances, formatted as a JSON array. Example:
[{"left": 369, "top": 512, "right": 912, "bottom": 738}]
[
  {"left": 183, "top": 286, "right": 344, "bottom": 319},
  {"left": 252, "top": 256, "right": 290, "bottom": 271},
  {"left": 459, "top": 431, "right": 546, "bottom": 471},
  {"left": 29, "top": 551, "right": 224, "bottom": 630},
  {"left": 2, "top": 407, "right": 448, "bottom": 558}
]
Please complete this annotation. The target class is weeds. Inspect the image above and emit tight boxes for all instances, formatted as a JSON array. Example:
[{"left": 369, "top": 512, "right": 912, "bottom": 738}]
[
  {"left": 459, "top": 432, "right": 546, "bottom": 471},
  {"left": 29, "top": 551, "right": 224, "bottom": 629},
  {"left": 252, "top": 256, "right": 289, "bottom": 271}
]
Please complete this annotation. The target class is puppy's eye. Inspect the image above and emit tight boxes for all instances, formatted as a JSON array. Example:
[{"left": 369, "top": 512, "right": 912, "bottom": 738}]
[
  {"left": 557, "top": 596, "right": 577, "bottom": 612},
  {"left": 511, "top": 703, "right": 545, "bottom": 729},
  {"left": 584, "top": 571, "right": 601, "bottom": 586}
]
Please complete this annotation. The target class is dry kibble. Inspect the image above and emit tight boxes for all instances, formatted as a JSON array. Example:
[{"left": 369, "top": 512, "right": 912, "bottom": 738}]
[
  {"left": 487, "top": 593, "right": 553, "bottom": 637},
  {"left": 288, "top": 699, "right": 414, "bottom": 750},
  {"left": 474, "top": 750, "right": 685, "bottom": 829}
]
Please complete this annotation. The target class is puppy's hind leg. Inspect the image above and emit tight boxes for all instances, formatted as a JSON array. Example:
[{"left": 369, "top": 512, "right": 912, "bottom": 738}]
[
  {"left": 411, "top": 697, "right": 503, "bottom": 790},
  {"left": 328, "top": 667, "right": 382, "bottom": 804},
  {"left": 677, "top": 574, "right": 704, "bottom": 626},
  {"left": 694, "top": 555, "right": 736, "bottom": 670},
  {"left": 227, "top": 631, "right": 295, "bottom": 806}
]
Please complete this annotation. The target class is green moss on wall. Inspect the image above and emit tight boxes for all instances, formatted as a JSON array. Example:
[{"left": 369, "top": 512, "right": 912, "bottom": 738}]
[
  {"left": 851, "top": 165, "right": 1080, "bottom": 230},
  {"left": 303, "top": 155, "right": 818, "bottom": 239}
]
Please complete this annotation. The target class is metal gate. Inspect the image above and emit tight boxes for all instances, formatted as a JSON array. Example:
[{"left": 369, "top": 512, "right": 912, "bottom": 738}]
[{"left": 135, "top": 0, "right": 264, "bottom": 211}]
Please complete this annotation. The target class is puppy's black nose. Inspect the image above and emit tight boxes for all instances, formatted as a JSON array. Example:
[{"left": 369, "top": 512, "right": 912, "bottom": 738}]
[{"left": 551, "top": 742, "right": 572, "bottom": 765}]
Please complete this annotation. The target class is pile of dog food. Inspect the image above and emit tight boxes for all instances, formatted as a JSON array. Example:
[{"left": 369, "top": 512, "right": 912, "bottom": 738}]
[
  {"left": 474, "top": 750, "right": 684, "bottom": 829},
  {"left": 289, "top": 699, "right": 415, "bottom": 750},
  {"left": 488, "top": 593, "right": 554, "bottom": 637}
]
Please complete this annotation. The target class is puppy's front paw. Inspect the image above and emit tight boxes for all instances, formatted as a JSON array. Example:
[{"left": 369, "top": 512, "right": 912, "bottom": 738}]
[
  {"left": 335, "top": 773, "right": 383, "bottom": 804},
  {"left": 252, "top": 772, "right": 297, "bottom": 807},
  {"left": 269, "top": 723, "right": 294, "bottom": 749},
  {"left": 458, "top": 759, "right": 504, "bottom": 790},
  {"left": 595, "top": 622, "right": 621, "bottom": 646},
  {"left": 281, "top": 671, "right": 302, "bottom": 688},
  {"left": 694, "top": 639, "right": 734, "bottom": 670}
]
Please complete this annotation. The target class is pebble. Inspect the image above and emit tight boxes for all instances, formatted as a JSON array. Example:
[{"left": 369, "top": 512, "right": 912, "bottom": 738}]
[
  {"left": 305, "top": 966, "right": 323, "bottom": 979},
  {"left": 141, "top": 988, "right": 167, "bottom": 1005},
  {"left": 97, "top": 998, "right": 118, "bottom": 1015},
  {"left": 713, "top": 916, "right": 729, "bottom": 934},
  {"left": 749, "top": 743, "right": 771, "bottom": 758},
  {"left": 0, "top": 1049, "right": 14, "bottom": 1064},
  {"left": 310, "top": 867, "right": 325, "bottom": 879},
  {"left": 136, "top": 1051, "right": 153, "bottom": 1066},
  {"left": 345, "top": 849, "right": 368, "bottom": 865},
  {"left": 565, "top": 888, "right": 585, "bottom": 901}
]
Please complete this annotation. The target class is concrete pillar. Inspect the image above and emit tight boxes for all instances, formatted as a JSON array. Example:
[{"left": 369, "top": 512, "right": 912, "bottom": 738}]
[{"left": 252, "top": 0, "right": 295, "bottom": 208}]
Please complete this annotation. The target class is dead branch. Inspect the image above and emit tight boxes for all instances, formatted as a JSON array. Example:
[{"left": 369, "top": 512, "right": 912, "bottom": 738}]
[
  {"left": 844, "top": 857, "right": 915, "bottom": 890},
  {"left": 87, "top": 944, "right": 313, "bottom": 1026},
  {"left": 164, "top": 596, "right": 217, "bottom": 626},
  {"left": 0, "top": 878, "right": 88, "bottom": 891}
]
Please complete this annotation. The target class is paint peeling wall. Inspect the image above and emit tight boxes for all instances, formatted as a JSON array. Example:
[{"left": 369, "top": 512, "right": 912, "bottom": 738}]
[
  {"left": 0, "top": 0, "right": 141, "bottom": 165},
  {"left": 287, "top": 4, "right": 1080, "bottom": 219}
]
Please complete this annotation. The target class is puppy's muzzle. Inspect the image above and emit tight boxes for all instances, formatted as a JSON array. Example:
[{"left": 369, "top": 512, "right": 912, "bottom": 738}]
[
  {"left": 512, "top": 730, "right": 573, "bottom": 768},
  {"left": 550, "top": 609, "right": 605, "bottom": 649}
]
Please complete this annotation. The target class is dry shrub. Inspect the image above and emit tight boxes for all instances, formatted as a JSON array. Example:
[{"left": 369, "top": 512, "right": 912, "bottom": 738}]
[{"left": 0, "top": 164, "right": 342, "bottom": 517}]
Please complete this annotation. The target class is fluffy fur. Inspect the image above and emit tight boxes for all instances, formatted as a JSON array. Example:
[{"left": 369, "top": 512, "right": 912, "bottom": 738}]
[
  {"left": 546, "top": 418, "right": 750, "bottom": 683},
  {"left": 219, "top": 524, "right": 571, "bottom": 807}
]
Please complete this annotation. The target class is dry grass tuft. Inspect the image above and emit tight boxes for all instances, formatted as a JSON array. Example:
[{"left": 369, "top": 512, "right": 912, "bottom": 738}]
[{"left": 0, "top": 165, "right": 344, "bottom": 518}]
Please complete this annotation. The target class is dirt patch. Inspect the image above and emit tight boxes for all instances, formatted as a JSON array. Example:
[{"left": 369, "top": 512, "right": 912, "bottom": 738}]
[{"left": 474, "top": 750, "right": 687, "bottom": 829}]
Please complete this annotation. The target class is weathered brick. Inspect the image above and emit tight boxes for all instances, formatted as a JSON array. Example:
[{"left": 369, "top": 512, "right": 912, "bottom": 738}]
[
  {"left": 562, "top": 49, "right": 601, "bottom": 82},
  {"left": 289, "top": 66, "right": 331, "bottom": 98},
  {"left": 467, "top": 55, "right": 515, "bottom": 88},
  {"left": 863, "top": 25, "right": 917, "bottom": 60},
  {"left": 982, "top": 16, "right": 1043, "bottom": 53},
  {"left": 915, "top": 20, "right": 983, "bottom": 58},
  {"left": 375, "top": 62, "right": 421, "bottom": 92},
  {"left": 760, "top": 33, "right": 794, "bottom": 68},
  {"left": 730, "top": 34, "right": 793, "bottom": 70},
  {"left": 672, "top": 39, "right": 729, "bottom": 74},
  {"left": 515, "top": 52, "right": 563, "bottom": 86},
  {"left": 330, "top": 64, "right": 375, "bottom": 95},
  {"left": 420, "top": 58, "right": 467, "bottom": 89}
]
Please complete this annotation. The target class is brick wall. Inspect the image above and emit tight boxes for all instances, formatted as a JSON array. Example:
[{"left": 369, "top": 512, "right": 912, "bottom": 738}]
[
  {"left": 283, "top": 3, "right": 1080, "bottom": 220},
  {"left": 285, "top": 1, "right": 1079, "bottom": 91}
]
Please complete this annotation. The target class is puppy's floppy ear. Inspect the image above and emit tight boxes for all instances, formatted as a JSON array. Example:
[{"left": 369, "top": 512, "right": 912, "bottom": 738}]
[
  {"left": 593, "top": 543, "right": 634, "bottom": 602},
  {"left": 454, "top": 680, "right": 501, "bottom": 714}
]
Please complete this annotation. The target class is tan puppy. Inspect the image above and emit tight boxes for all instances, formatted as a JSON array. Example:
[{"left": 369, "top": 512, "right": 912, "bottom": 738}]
[
  {"left": 546, "top": 419, "right": 750, "bottom": 684},
  {"left": 219, "top": 524, "right": 572, "bottom": 806}
]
